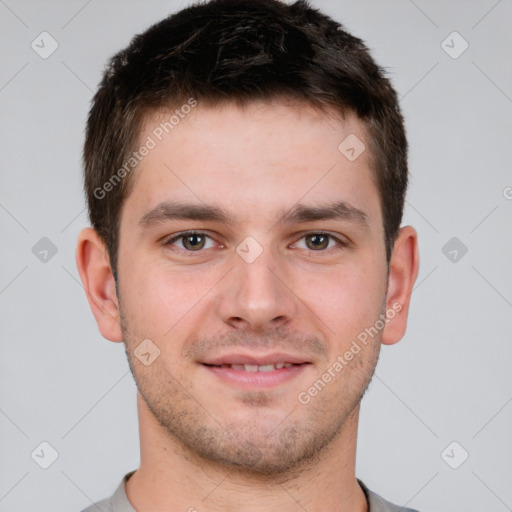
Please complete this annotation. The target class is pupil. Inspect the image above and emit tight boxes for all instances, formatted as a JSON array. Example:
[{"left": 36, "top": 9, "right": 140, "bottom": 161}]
[
  {"left": 185, "top": 234, "right": 204, "bottom": 250},
  {"left": 308, "top": 234, "right": 327, "bottom": 250}
]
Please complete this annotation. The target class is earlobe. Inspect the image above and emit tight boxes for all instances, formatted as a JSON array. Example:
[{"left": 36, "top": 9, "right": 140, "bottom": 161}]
[
  {"left": 381, "top": 225, "right": 420, "bottom": 346},
  {"left": 75, "top": 227, "right": 123, "bottom": 342}
]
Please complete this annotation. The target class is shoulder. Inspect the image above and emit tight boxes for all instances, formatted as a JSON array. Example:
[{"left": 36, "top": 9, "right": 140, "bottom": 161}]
[
  {"left": 357, "top": 479, "right": 421, "bottom": 512},
  {"left": 80, "top": 496, "right": 113, "bottom": 512},
  {"left": 79, "top": 471, "right": 136, "bottom": 512}
]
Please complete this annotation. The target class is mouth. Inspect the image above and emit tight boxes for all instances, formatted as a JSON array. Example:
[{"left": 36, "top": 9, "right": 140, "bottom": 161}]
[
  {"left": 200, "top": 356, "right": 312, "bottom": 389},
  {"left": 203, "top": 362, "right": 301, "bottom": 372}
]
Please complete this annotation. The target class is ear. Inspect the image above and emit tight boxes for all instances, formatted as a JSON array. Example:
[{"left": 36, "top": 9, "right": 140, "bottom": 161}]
[
  {"left": 75, "top": 227, "right": 123, "bottom": 342},
  {"left": 381, "top": 225, "right": 419, "bottom": 345}
]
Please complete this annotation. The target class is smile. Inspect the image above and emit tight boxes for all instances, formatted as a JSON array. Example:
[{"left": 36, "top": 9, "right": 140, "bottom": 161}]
[
  {"left": 204, "top": 362, "right": 296, "bottom": 372},
  {"left": 201, "top": 362, "right": 311, "bottom": 389}
]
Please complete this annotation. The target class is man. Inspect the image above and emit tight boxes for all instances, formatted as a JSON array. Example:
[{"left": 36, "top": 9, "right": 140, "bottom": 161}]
[{"left": 76, "top": 0, "right": 420, "bottom": 510}]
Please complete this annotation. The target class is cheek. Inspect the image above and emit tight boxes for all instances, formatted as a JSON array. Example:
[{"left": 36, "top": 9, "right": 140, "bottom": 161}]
[
  {"left": 121, "top": 257, "right": 217, "bottom": 337},
  {"left": 297, "top": 261, "right": 386, "bottom": 340}
]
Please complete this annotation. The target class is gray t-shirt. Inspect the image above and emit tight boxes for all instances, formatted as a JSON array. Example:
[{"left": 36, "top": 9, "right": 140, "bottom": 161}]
[{"left": 81, "top": 472, "right": 420, "bottom": 512}]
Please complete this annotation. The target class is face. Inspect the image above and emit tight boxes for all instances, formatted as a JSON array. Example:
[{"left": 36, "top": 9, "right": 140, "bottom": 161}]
[{"left": 116, "top": 100, "right": 389, "bottom": 475}]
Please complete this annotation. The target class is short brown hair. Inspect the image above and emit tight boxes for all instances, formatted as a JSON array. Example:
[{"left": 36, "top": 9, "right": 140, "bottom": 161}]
[{"left": 83, "top": 0, "right": 408, "bottom": 279}]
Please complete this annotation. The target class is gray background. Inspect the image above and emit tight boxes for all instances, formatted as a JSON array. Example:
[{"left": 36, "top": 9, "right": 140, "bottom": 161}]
[{"left": 1, "top": 1, "right": 511, "bottom": 511}]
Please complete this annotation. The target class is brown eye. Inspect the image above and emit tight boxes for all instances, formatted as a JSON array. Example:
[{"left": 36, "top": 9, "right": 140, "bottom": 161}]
[
  {"left": 166, "top": 231, "right": 215, "bottom": 252},
  {"left": 182, "top": 233, "right": 206, "bottom": 250},
  {"left": 305, "top": 233, "right": 330, "bottom": 250}
]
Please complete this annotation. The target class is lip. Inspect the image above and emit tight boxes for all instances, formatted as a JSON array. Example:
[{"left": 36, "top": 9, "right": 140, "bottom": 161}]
[
  {"left": 202, "top": 362, "right": 311, "bottom": 389},
  {"left": 201, "top": 352, "right": 310, "bottom": 366}
]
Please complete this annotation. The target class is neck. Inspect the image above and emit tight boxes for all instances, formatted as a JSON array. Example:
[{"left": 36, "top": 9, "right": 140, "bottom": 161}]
[{"left": 126, "top": 393, "right": 368, "bottom": 512}]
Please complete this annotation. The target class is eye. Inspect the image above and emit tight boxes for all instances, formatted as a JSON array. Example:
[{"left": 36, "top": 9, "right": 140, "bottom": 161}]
[
  {"left": 294, "top": 232, "right": 345, "bottom": 251},
  {"left": 165, "top": 231, "right": 217, "bottom": 251}
]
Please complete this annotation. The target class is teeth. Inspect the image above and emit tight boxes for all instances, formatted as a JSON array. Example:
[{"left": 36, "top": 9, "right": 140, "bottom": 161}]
[
  {"left": 221, "top": 362, "right": 296, "bottom": 371},
  {"left": 257, "top": 364, "right": 276, "bottom": 372}
]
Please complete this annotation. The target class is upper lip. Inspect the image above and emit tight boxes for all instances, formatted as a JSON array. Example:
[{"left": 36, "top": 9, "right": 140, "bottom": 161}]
[{"left": 201, "top": 352, "right": 310, "bottom": 366}]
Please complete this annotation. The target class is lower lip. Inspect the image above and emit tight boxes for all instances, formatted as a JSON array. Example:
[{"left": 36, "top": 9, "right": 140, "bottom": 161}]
[{"left": 202, "top": 364, "right": 310, "bottom": 389}]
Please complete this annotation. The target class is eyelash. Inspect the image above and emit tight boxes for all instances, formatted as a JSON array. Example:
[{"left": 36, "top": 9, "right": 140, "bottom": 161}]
[{"left": 164, "top": 230, "right": 347, "bottom": 254}]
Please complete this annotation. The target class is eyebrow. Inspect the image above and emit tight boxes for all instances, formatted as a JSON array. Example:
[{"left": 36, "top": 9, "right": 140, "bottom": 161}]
[
  {"left": 138, "top": 201, "right": 235, "bottom": 228},
  {"left": 275, "top": 201, "right": 369, "bottom": 228},
  {"left": 138, "top": 200, "right": 369, "bottom": 229}
]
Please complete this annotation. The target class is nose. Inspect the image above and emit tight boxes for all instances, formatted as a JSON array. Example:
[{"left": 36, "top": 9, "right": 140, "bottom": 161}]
[{"left": 215, "top": 247, "right": 298, "bottom": 332}]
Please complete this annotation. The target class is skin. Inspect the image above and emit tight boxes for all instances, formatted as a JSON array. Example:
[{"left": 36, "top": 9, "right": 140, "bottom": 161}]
[{"left": 76, "top": 99, "right": 419, "bottom": 512}]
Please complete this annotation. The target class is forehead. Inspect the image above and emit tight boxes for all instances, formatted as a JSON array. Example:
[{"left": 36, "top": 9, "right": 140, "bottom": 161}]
[{"left": 122, "top": 100, "right": 381, "bottom": 229}]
